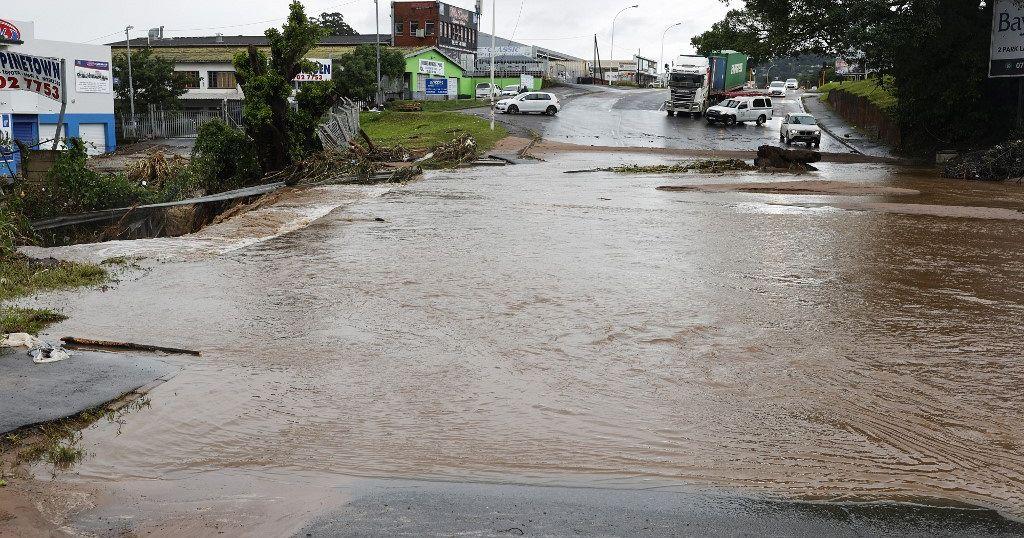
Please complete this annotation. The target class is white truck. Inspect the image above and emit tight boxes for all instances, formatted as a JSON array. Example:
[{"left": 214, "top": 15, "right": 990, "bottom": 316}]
[
  {"left": 664, "top": 51, "right": 751, "bottom": 117},
  {"left": 665, "top": 56, "right": 712, "bottom": 117}
]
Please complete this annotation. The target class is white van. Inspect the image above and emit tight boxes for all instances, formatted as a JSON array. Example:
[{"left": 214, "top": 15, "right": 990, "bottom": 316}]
[{"left": 705, "top": 96, "right": 774, "bottom": 126}]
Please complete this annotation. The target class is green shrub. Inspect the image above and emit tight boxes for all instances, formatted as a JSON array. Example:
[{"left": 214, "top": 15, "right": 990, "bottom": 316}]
[
  {"left": 0, "top": 197, "right": 32, "bottom": 257},
  {"left": 23, "top": 139, "right": 153, "bottom": 220},
  {"left": 191, "top": 120, "right": 262, "bottom": 193}
]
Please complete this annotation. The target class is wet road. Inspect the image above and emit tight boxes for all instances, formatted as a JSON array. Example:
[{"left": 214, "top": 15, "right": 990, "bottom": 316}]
[
  {"left": 27, "top": 151, "right": 1024, "bottom": 534},
  {"left": 478, "top": 85, "right": 850, "bottom": 153}
]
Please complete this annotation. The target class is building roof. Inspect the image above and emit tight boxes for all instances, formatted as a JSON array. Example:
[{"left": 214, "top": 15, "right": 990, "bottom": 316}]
[
  {"left": 403, "top": 46, "right": 464, "bottom": 68},
  {"left": 108, "top": 34, "right": 391, "bottom": 48},
  {"left": 107, "top": 35, "right": 401, "bottom": 63},
  {"left": 477, "top": 32, "right": 583, "bottom": 62}
]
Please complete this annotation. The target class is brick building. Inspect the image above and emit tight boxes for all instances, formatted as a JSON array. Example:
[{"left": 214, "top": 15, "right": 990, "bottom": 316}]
[{"left": 392, "top": 1, "right": 480, "bottom": 69}]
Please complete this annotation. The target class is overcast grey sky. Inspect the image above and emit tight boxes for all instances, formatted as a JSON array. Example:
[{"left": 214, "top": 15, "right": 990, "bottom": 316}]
[{"left": 7, "top": 0, "right": 729, "bottom": 65}]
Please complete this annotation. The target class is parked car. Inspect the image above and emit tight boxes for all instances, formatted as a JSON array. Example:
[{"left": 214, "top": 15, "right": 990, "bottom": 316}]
[
  {"left": 785, "top": 78, "right": 799, "bottom": 90},
  {"left": 500, "top": 84, "right": 524, "bottom": 97},
  {"left": 768, "top": 80, "right": 787, "bottom": 97},
  {"left": 780, "top": 112, "right": 821, "bottom": 147},
  {"left": 705, "top": 96, "right": 774, "bottom": 126},
  {"left": 496, "top": 92, "right": 561, "bottom": 115},
  {"left": 476, "top": 82, "right": 500, "bottom": 99}
]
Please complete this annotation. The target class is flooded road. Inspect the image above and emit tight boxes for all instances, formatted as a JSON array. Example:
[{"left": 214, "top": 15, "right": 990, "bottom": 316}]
[{"left": 29, "top": 153, "right": 1024, "bottom": 532}]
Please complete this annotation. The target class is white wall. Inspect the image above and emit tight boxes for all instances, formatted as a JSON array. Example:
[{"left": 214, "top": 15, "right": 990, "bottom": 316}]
[
  {"left": 0, "top": 29, "right": 114, "bottom": 116},
  {"left": 173, "top": 62, "right": 243, "bottom": 101}
]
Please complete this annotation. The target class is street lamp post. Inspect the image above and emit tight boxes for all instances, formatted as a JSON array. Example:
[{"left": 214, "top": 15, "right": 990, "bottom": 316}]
[
  {"left": 375, "top": 0, "right": 382, "bottom": 107},
  {"left": 609, "top": 4, "right": 638, "bottom": 63},
  {"left": 660, "top": 21, "right": 683, "bottom": 77},
  {"left": 125, "top": 25, "right": 136, "bottom": 117},
  {"left": 490, "top": 0, "right": 496, "bottom": 131}
]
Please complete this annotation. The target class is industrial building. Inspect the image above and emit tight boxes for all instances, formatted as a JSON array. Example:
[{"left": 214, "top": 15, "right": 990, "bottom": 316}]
[
  {"left": 475, "top": 32, "right": 588, "bottom": 82},
  {"left": 391, "top": 1, "right": 481, "bottom": 70},
  {"left": 1, "top": 18, "right": 116, "bottom": 178}
]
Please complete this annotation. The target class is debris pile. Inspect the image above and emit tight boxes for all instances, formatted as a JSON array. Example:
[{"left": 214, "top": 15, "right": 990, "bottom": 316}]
[
  {"left": 754, "top": 145, "right": 821, "bottom": 172},
  {"left": 125, "top": 151, "right": 189, "bottom": 189},
  {"left": 429, "top": 133, "right": 478, "bottom": 167},
  {"left": 261, "top": 151, "right": 422, "bottom": 186},
  {"left": 564, "top": 159, "right": 755, "bottom": 175},
  {"left": 944, "top": 139, "right": 1024, "bottom": 181}
]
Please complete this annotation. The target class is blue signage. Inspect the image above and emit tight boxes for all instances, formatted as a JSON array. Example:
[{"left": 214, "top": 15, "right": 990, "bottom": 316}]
[{"left": 425, "top": 78, "right": 449, "bottom": 95}]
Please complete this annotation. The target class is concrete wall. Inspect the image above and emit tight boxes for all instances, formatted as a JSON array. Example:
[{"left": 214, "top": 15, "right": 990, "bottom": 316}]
[{"left": 826, "top": 89, "right": 901, "bottom": 148}]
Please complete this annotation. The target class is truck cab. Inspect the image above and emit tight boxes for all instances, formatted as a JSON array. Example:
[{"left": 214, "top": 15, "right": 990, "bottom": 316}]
[{"left": 665, "top": 56, "right": 711, "bottom": 117}]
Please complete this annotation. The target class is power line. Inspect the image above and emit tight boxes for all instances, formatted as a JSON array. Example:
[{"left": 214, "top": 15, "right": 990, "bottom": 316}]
[{"left": 510, "top": 0, "right": 526, "bottom": 38}]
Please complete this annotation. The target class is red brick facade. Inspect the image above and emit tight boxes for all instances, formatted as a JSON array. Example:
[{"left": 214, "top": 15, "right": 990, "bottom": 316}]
[
  {"left": 392, "top": 2, "right": 440, "bottom": 49},
  {"left": 392, "top": 1, "right": 479, "bottom": 56}
]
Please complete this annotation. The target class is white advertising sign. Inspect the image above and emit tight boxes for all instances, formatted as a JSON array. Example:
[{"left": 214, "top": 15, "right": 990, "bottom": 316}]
[
  {"left": 478, "top": 45, "right": 534, "bottom": 58},
  {"left": 991, "top": 0, "right": 1024, "bottom": 77},
  {"left": 0, "top": 51, "right": 63, "bottom": 101},
  {"left": 419, "top": 59, "right": 445, "bottom": 76},
  {"left": 74, "top": 60, "right": 111, "bottom": 93},
  {"left": 293, "top": 58, "right": 333, "bottom": 82}
]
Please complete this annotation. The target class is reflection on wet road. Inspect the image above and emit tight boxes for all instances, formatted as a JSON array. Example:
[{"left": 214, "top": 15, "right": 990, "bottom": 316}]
[
  {"left": 486, "top": 85, "right": 850, "bottom": 153},
  {"left": 43, "top": 152, "right": 1024, "bottom": 529}
]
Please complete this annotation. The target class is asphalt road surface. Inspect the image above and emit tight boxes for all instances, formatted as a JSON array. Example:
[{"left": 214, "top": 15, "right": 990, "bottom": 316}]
[{"left": 478, "top": 85, "right": 851, "bottom": 154}]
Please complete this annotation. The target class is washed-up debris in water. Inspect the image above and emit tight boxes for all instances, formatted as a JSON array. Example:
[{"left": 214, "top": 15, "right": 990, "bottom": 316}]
[
  {"left": 429, "top": 133, "right": 478, "bottom": 167},
  {"left": 125, "top": 151, "right": 189, "bottom": 190},
  {"left": 564, "top": 159, "right": 755, "bottom": 175},
  {"left": 62, "top": 337, "right": 202, "bottom": 356}
]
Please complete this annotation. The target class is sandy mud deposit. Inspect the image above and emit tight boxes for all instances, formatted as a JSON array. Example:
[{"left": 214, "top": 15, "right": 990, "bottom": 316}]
[{"left": 657, "top": 179, "right": 922, "bottom": 196}]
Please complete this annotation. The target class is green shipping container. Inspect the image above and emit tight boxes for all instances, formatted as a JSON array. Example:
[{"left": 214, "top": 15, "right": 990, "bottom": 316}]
[{"left": 710, "top": 50, "right": 749, "bottom": 92}]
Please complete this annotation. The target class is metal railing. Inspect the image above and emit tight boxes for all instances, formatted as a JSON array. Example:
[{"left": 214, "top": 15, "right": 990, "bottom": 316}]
[{"left": 118, "top": 106, "right": 244, "bottom": 140}]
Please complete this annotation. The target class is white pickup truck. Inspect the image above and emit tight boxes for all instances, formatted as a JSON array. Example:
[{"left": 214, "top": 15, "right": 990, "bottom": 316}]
[{"left": 704, "top": 96, "right": 774, "bottom": 126}]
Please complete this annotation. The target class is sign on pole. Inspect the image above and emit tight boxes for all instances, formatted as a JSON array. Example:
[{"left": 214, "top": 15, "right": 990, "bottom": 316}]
[
  {"left": 425, "top": 78, "right": 448, "bottom": 95},
  {"left": 293, "top": 59, "right": 333, "bottom": 82},
  {"left": 991, "top": 0, "right": 1024, "bottom": 77},
  {"left": 0, "top": 50, "right": 63, "bottom": 101}
]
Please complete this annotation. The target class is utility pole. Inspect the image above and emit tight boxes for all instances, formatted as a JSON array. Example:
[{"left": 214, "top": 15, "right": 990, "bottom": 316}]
[
  {"left": 125, "top": 26, "right": 136, "bottom": 116},
  {"left": 610, "top": 4, "right": 638, "bottom": 64},
  {"left": 490, "top": 0, "right": 496, "bottom": 131},
  {"left": 375, "top": 0, "right": 382, "bottom": 107}
]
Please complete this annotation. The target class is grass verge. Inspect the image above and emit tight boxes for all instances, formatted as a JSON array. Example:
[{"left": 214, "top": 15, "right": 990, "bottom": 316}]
[
  {"left": 361, "top": 111, "right": 508, "bottom": 153},
  {"left": 389, "top": 99, "right": 492, "bottom": 112},
  {"left": 818, "top": 77, "right": 897, "bottom": 112},
  {"left": 0, "top": 255, "right": 107, "bottom": 335}
]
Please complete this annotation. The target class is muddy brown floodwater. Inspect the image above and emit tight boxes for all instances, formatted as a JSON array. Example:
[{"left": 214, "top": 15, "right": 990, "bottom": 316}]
[{"left": 25, "top": 153, "right": 1024, "bottom": 533}]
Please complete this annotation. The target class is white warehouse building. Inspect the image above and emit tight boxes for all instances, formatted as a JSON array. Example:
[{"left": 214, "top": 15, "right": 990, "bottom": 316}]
[{"left": 1, "top": 18, "right": 116, "bottom": 178}]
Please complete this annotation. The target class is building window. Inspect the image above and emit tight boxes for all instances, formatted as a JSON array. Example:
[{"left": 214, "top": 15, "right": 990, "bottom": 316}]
[
  {"left": 410, "top": 20, "right": 420, "bottom": 35},
  {"left": 209, "top": 71, "right": 237, "bottom": 89},
  {"left": 425, "top": 21, "right": 435, "bottom": 36},
  {"left": 174, "top": 71, "right": 201, "bottom": 89},
  {"left": 395, "top": 19, "right": 403, "bottom": 35}
]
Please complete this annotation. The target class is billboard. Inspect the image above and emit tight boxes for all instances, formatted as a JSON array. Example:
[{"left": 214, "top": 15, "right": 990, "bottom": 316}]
[
  {"left": 991, "top": 0, "right": 1024, "bottom": 77},
  {"left": 425, "top": 78, "right": 448, "bottom": 95},
  {"left": 293, "top": 59, "right": 333, "bottom": 82},
  {"left": 438, "top": 1, "right": 478, "bottom": 52},
  {"left": 0, "top": 51, "right": 63, "bottom": 101},
  {"left": 74, "top": 60, "right": 111, "bottom": 93}
]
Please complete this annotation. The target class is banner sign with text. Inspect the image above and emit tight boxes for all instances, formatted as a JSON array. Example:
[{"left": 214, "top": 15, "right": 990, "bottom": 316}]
[
  {"left": 419, "top": 59, "right": 445, "bottom": 76},
  {"left": 74, "top": 60, "right": 111, "bottom": 93},
  {"left": 293, "top": 58, "right": 333, "bottom": 82},
  {"left": 0, "top": 51, "right": 63, "bottom": 101},
  {"left": 991, "top": 0, "right": 1024, "bottom": 77}
]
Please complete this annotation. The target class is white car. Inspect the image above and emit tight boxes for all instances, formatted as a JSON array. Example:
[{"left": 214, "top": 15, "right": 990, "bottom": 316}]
[
  {"left": 500, "top": 84, "right": 524, "bottom": 97},
  {"left": 704, "top": 96, "right": 773, "bottom": 126},
  {"left": 496, "top": 92, "right": 561, "bottom": 115},
  {"left": 475, "top": 82, "right": 500, "bottom": 99},
  {"left": 768, "top": 80, "right": 787, "bottom": 97},
  {"left": 780, "top": 112, "right": 821, "bottom": 147},
  {"left": 785, "top": 78, "right": 799, "bottom": 90}
]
